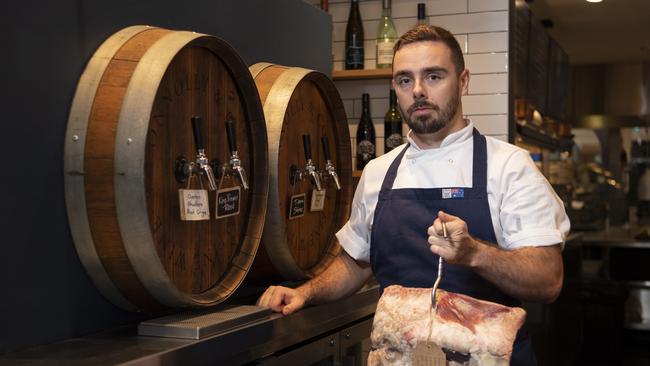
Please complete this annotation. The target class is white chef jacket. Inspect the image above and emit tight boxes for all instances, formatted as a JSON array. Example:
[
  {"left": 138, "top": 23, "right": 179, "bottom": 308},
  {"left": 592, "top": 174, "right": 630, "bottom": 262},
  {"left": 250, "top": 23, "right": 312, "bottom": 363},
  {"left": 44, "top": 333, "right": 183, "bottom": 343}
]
[{"left": 336, "top": 120, "right": 570, "bottom": 263}]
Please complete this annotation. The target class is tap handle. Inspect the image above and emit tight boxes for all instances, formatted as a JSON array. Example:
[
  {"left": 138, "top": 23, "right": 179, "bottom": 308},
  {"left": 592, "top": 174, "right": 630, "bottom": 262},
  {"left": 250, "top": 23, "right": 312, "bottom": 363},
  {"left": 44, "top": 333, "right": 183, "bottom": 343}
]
[
  {"left": 303, "top": 134, "right": 312, "bottom": 161},
  {"left": 191, "top": 116, "right": 204, "bottom": 152},
  {"left": 321, "top": 135, "right": 331, "bottom": 161},
  {"left": 225, "top": 116, "right": 237, "bottom": 154}
]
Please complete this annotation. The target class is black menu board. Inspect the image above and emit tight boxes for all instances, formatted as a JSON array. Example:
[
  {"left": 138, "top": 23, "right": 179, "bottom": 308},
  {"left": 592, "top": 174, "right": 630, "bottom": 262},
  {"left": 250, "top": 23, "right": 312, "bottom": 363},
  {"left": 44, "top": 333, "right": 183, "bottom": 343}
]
[
  {"left": 527, "top": 17, "right": 549, "bottom": 114},
  {"left": 546, "top": 38, "right": 570, "bottom": 121},
  {"left": 513, "top": 3, "right": 531, "bottom": 99}
]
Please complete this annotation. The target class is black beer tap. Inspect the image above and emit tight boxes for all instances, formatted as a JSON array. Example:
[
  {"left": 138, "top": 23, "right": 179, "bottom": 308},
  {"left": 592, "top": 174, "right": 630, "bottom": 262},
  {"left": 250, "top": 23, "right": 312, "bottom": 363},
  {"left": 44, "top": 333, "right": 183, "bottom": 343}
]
[
  {"left": 225, "top": 116, "right": 249, "bottom": 190},
  {"left": 191, "top": 116, "right": 217, "bottom": 191},
  {"left": 303, "top": 134, "right": 322, "bottom": 191},
  {"left": 321, "top": 135, "right": 341, "bottom": 190}
]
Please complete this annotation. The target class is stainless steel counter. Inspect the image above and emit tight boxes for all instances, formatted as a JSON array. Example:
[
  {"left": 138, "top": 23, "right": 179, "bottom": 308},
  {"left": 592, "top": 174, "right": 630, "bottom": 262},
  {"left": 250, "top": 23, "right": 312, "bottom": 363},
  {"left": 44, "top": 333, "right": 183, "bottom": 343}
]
[
  {"left": 0, "top": 286, "right": 380, "bottom": 366},
  {"left": 581, "top": 225, "right": 650, "bottom": 248},
  {"left": 577, "top": 226, "right": 650, "bottom": 332}
]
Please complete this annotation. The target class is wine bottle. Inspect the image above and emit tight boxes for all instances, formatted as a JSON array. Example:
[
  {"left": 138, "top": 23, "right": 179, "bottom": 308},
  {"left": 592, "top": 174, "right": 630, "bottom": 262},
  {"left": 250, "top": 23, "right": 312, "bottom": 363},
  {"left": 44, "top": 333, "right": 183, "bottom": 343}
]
[
  {"left": 356, "top": 93, "right": 376, "bottom": 170},
  {"left": 345, "top": 0, "right": 364, "bottom": 70},
  {"left": 384, "top": 89, "right": 403, "bottom": 153},
  {"left": 417, "top": 3, "right": 428, "bottom": 26},
  {"left": 376, "top": 0, "right": 397, "bottom": 69}
]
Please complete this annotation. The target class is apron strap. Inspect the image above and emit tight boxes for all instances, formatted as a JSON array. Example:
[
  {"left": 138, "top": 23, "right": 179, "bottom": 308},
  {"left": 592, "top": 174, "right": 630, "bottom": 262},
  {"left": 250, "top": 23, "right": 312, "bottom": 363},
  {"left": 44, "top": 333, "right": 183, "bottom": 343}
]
[
  {"left": 378, "top": 143, "right": 410, "bottom": 200},
  {"left": 472, "top": 128, "right": 488, "bottom": 190}
]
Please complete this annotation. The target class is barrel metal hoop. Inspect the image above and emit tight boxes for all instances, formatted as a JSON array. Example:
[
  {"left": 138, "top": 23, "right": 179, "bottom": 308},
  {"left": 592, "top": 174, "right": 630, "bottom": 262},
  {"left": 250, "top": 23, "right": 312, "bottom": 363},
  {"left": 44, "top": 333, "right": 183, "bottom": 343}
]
[
  {"left": 63, "top": 25, "right": 152, "bottom": 312},
  {"left": 249, "top": 62, "right": 275, "bottom": 79},
  {"left": 260, "top": 67, "right": 315, "bottom": 280}
]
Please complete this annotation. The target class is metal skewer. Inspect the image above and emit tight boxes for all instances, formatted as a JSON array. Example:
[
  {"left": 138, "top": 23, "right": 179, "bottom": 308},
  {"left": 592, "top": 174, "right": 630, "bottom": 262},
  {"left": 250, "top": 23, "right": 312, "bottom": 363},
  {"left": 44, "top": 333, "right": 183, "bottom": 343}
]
[{"left": 431, "top": 222, "right": 447, "bottom": 309}]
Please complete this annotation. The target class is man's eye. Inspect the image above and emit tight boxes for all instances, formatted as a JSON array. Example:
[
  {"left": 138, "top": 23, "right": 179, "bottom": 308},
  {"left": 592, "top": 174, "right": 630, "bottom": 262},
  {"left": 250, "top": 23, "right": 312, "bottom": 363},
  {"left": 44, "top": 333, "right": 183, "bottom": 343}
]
[
  {"left": 426, "top": 74, "right": 441, "bottom": 81},
  {"left": 397, "top": 78, "right": 412, "bottom": 86}
]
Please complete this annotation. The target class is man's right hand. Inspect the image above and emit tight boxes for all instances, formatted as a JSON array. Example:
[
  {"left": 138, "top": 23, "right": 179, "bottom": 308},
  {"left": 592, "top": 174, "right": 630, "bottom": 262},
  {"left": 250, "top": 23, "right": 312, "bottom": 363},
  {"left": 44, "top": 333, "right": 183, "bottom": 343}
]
[{"left": 256, "top": 285, "right": 309, "bottom": 316}]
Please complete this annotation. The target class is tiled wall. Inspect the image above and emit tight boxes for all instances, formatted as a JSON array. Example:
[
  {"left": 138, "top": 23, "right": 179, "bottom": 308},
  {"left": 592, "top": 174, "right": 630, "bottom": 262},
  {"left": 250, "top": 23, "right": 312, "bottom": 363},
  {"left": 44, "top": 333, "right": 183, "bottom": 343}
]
[{"left": 307, "top": 0, "right": 510, "bottom": 166}]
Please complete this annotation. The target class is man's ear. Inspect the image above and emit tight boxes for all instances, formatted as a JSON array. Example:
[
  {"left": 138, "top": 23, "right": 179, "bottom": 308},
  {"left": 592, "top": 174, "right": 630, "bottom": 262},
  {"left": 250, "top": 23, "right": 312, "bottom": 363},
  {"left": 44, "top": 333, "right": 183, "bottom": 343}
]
[{"left": 459, "top": 69, "right": 470, "bottom": 96}]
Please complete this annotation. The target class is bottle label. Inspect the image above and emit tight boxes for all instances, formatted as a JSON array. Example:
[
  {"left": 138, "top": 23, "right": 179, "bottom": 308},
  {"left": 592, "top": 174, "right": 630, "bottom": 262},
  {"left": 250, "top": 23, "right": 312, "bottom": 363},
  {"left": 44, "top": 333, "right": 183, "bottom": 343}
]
[
  {"left": 385, "top": 133, "right": 403, "bottom": 150},
  {"left": 357, "top": 140, "right": 376, "bottom": 162},
  {"left": 346, "top": 46, "right": 364, "bottom": 68},
  {"left": 377, "top": 42, "right": 395, "bottom": 65}
]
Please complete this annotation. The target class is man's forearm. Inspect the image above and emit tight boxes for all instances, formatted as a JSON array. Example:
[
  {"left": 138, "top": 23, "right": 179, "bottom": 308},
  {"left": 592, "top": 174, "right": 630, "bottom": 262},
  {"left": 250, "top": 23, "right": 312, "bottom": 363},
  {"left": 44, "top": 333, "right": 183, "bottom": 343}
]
[
  {"left": 297, "top": 251, "right": 372, "bottom": 305},
  {"left": 469, "top": 241, "right": 563, "bottom": 303}
]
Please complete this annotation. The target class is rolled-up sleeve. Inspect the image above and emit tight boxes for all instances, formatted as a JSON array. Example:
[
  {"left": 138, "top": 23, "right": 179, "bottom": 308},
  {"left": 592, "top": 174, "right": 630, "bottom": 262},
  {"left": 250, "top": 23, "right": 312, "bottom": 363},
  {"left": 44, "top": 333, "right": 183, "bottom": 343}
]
[
  {"left": 499, "top": 151, "right": 571, "bottom": 250},
  {"left": 336, "top": 172, "right": 372, "bottom": 263}
]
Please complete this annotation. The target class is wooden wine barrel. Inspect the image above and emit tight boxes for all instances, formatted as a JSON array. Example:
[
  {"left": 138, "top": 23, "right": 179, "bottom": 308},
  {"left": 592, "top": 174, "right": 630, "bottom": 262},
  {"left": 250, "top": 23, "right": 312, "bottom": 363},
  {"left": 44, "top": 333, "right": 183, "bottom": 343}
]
[
  {"left": 249, "top": 63, "right": 353, "bottom": 280},
  {"left": 64, "top": 26, "right": 268, "bottom": 312}
]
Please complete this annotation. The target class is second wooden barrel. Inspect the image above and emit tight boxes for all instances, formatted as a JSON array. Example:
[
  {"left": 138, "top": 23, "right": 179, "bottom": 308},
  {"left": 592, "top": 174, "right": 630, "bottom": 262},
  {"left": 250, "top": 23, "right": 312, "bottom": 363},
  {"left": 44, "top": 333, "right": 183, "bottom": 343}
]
[
  {"left": 64, "top": 26, "right": 268, "bottom": 312},
  {"left": 249, "top": 63, "right": 353, "bottom": 280}
]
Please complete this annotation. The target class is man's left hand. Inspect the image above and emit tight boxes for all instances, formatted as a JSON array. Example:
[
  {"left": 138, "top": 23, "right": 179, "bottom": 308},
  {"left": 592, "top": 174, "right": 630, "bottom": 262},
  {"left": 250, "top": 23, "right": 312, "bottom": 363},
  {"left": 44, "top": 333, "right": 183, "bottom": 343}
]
[{"left": 427, "top": 210, "right": 478, "bottom": 266}]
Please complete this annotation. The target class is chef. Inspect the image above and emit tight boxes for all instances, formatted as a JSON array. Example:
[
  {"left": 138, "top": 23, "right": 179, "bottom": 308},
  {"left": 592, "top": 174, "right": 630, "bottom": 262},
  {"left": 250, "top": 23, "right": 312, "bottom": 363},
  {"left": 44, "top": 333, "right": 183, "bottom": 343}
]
[{"left": 258, "top": 25, "right": 570, "bottom": 365}]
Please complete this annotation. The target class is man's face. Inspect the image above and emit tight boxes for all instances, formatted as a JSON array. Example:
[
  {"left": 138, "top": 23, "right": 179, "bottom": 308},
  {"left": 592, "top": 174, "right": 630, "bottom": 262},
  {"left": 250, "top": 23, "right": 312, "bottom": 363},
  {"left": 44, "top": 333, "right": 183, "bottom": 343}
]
[{"left": 391, "top": 41, "right": 468, "bottom": 135}]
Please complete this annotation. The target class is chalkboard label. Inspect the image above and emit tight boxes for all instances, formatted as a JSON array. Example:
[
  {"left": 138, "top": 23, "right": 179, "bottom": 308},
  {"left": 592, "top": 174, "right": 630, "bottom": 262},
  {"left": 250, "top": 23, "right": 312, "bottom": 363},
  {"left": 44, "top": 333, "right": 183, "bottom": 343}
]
[
  {"left": 179, "top": 189, "right": 210, "bottom": 221},
  {"left": 216, "top": 186, "right": 241, "bottom": 219},
  {"left": 289, "top": 193, "right": 306, "bottom": 220}
]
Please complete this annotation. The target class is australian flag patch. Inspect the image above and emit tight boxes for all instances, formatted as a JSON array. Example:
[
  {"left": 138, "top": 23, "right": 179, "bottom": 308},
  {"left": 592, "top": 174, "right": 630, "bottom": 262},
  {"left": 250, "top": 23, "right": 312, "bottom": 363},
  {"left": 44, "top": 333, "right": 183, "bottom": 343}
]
[{"left": 442, "top": 188, "right": 464, "bottom": 199}]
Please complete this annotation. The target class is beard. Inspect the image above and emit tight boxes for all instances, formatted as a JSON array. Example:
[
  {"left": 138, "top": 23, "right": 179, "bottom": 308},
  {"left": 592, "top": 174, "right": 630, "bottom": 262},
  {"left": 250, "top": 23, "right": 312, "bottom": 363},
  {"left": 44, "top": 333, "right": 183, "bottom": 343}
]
[{"left": 403, "top": 89, "right": 459, "bottom": 134}]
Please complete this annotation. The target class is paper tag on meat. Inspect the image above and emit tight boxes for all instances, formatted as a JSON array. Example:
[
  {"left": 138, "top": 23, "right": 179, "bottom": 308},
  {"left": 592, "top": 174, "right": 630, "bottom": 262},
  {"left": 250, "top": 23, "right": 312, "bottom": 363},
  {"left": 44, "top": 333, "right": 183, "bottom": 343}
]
[{"left": 411, "top": 341, "right": 447, "bottom": 366}]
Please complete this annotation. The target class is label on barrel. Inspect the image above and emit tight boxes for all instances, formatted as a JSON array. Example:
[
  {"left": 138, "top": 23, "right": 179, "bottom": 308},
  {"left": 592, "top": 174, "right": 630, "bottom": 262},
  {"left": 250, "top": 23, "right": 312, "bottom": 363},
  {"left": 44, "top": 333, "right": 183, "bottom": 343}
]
[
  {"left": 216, "top": 186, "right": 241, "bottom": 219},
  {"left": 310, "top": 189, "right": 326, "bottom": 212},
  {"left": 179, "top": 189, "right": 210, "bottom": 221},
  {"left": 289, "top": 193, "right": 306, "bottom": 220}
]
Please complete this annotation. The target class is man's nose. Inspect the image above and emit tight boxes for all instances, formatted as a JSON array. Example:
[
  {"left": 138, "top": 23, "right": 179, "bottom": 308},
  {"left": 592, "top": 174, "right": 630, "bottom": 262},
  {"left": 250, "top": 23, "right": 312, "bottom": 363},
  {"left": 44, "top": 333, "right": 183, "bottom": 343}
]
[{"left": 412, "top": 78, "right": 426, "bottom": 99}]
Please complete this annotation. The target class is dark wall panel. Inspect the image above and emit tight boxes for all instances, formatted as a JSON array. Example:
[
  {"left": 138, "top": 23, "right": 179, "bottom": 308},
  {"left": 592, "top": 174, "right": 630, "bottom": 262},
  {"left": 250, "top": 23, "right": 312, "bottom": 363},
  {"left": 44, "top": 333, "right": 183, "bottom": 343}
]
[{"left": 0, "top": 0, "right": 330, "bottom": 353}]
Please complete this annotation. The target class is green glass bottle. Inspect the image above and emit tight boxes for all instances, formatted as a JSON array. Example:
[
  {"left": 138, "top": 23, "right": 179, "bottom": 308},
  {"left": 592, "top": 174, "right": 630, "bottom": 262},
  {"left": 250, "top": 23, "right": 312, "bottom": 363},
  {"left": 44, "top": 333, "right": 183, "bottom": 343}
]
[
  {"left": 345, "top": 0, "right": 364, "bottom": 70},
  {"left": 384, "top": 89, "right": 403, "bottom": 153},
  {"left": 356, "top": 93, "right": 376, "bottom": 170},
  {"left": 417, "top": 3, "right": 429, "bottom": 26},
  {"left": 376, "top": 0, "right": 397, "bottom": 69}
]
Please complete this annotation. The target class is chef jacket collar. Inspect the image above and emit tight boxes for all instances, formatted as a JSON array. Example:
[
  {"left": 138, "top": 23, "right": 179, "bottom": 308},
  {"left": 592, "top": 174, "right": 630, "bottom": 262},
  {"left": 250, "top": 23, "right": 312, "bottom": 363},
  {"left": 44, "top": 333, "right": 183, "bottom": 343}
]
[{"left": 406, "top": 119, "right": 473, "bottom": 156}]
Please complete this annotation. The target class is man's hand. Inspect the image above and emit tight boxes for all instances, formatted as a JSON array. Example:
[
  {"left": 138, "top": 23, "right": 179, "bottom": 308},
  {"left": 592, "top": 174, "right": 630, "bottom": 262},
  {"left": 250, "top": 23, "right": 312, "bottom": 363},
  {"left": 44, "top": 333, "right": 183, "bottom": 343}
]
[
  {"left": 256, "top": 251, "right": 372, "bottom": 316},
  {"left": 427, "top": 211, "right": 564, "bottom": 303},
  {"left": 256, "top": 285, "right": 309, "bottom": 316},
  {"left": 427, "top": 210, "right": 478, "bottom": 265}
]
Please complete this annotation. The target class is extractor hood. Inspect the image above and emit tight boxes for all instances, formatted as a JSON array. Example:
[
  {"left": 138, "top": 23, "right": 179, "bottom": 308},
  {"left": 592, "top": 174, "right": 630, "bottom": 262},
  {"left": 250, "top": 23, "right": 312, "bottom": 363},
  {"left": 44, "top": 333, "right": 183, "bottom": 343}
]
[{"left": 574, "top": 62, "right": 650, "bottom": 128}]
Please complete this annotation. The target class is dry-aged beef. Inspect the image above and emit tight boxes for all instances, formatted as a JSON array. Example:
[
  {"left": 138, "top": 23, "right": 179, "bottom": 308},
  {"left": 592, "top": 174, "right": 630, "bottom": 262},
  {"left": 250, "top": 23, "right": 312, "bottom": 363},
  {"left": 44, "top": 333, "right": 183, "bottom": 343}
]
[{"left": 368, "top": 285, "right": 526, "bottom": 366}]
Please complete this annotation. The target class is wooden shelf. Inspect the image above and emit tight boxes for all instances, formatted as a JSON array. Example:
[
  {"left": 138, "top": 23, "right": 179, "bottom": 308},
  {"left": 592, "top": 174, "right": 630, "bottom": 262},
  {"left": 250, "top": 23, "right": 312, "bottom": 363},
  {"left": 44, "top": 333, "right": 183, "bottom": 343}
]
[
  {"left": 332, "top": 68, "right": 393, "bottom": 81},
  {"left": 352, "top": 170, "right": 362, "bottom": 178}
]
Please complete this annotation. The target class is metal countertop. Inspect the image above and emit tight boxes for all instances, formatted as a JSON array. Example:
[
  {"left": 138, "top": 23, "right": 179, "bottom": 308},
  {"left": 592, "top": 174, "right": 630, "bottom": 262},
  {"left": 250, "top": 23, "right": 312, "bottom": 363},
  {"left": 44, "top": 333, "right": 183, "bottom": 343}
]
[
  {"left": 0, "top": 286, "right": 380, "bottom": 366},
  {"left": 580, "top": 225, "right": 650, "bottom": 248}
]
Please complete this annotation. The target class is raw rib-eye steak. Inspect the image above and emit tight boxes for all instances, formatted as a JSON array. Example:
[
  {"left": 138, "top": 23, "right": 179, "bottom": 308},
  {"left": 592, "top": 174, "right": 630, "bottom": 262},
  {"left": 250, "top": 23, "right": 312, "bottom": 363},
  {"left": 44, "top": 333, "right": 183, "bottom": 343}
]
[{"left": 368, "top": 285, "right": 526, "bottom": 366}]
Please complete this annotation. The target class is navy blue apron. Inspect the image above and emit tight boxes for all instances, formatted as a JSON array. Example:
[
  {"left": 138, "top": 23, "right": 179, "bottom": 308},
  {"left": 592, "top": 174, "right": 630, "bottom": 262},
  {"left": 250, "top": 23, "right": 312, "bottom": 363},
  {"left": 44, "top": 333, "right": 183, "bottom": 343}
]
[{"left": 370, "top": 128, "right": 536, "bottom": 366}]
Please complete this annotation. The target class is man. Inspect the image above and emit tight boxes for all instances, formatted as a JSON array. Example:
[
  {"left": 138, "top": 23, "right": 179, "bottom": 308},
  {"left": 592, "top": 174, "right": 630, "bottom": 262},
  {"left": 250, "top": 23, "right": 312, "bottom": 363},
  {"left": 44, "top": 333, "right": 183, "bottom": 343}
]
[{"left": 257, "top": 25, "right": 569, "bottom": 365}]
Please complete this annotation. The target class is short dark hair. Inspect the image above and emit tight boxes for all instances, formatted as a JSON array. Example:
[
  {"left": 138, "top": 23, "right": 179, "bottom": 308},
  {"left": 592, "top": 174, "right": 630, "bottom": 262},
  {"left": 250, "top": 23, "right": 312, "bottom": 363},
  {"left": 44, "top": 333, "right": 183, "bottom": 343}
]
[{"left": 393, "top": 25, "right": 465, "bottom": 76}]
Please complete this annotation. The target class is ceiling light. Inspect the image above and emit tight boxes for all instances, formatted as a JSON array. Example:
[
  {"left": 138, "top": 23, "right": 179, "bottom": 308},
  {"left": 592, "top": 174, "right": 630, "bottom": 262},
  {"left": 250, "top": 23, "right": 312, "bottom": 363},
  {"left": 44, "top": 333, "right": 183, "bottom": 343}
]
[{"left": 586, "top": 0, "right": 602, "bottom": 3}]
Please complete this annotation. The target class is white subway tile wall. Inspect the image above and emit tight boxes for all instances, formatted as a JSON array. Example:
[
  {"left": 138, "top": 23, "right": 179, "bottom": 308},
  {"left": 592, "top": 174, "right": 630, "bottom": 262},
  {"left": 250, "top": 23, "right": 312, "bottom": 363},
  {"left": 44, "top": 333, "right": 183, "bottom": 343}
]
[{"left": 306, "top": 0, "right": 510, "bottom": 167}]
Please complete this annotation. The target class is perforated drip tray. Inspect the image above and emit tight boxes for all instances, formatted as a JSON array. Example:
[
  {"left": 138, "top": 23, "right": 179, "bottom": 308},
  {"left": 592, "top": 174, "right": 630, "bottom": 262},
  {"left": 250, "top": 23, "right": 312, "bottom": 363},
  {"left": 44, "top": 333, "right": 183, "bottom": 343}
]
[{"left": 138, "top": 305, "right": 272, "bottom": 340}]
